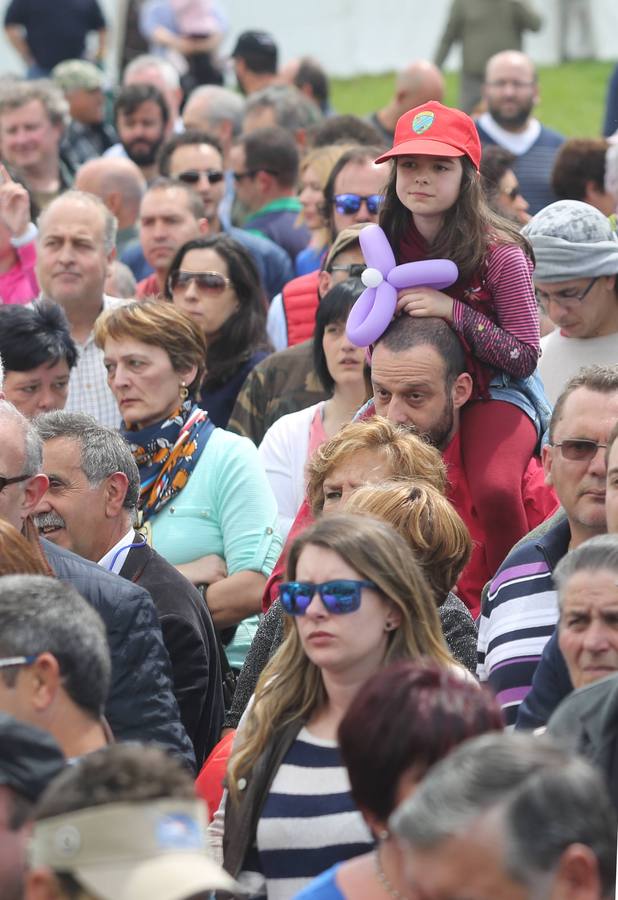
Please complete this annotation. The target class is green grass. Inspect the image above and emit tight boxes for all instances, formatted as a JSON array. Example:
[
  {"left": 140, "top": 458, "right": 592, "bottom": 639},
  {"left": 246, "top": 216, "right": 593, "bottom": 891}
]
[{"left": 331, "top": 60, "right": 615, "bottom": 138}]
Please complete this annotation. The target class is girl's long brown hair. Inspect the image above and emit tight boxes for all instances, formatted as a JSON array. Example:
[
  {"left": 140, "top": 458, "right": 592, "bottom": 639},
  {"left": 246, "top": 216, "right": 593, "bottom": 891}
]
[
  {"left": 0, "top": 519, "right": 54, "bottom": 575},
  {"left": 379, "top": 157, "right": 533, "bottom": 283}
]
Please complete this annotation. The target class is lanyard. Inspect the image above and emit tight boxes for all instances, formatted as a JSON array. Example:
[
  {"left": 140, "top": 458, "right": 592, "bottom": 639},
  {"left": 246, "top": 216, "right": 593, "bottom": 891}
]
[{"left": 106, "top": 538, "right": 147, "bottom": 573}]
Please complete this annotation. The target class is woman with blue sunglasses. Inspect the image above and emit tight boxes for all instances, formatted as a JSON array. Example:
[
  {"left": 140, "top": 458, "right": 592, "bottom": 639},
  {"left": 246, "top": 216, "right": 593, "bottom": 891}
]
[{"left": 211, "top": 513, "right": 456, "bottom": 898}]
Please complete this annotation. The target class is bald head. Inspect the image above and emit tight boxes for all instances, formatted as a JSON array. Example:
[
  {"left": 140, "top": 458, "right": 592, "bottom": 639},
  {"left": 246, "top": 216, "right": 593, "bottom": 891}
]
[
  {"left": 395, "top": 60, "right": 444, "bottom": 112},
  {"left": 485, "top": 50, "right": 537, "bottom": 84},
  {"left": 75, "top": 158, "right": 146, "bottom": 229}
]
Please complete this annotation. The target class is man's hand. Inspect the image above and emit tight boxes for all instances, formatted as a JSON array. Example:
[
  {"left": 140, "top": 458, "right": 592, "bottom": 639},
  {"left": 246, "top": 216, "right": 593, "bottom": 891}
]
[
  {"left": 0, "top": 165, "right": 31, "bottom": 239},
  {"left": 396, "top": 287, "right": 454, "bottom": 322}
]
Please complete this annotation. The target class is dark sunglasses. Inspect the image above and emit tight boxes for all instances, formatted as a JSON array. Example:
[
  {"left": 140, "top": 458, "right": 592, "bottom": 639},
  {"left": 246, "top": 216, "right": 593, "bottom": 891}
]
[
  {"left": 0, "top": 473, "right": 32, "bottom": 494},
  {"left": 502, "top": 185, "right": 522, "bottom": 200},
  {"left": 169, "top": 270, "right": 231, "bottom": 293},
  {"left": 333, "top": 193, "right": 382, "bottom": 216},
  {"left": 550, "top": 439, "right": 608, "bottom": 461},
  {"left": 176, "top": 169, "right": 224, "bottom": 186},
  {"left": 328, "top": 263, "right": 367, "bottom": 278},
  {"left": 279, "top": 579, "right": 378, "bottom": 616}
]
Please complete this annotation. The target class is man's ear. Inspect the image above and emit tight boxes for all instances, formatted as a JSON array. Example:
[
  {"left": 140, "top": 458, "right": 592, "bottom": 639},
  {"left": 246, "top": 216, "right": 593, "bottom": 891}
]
[
  {"left": 23, "top": 474, "right": 49, "bottom": 518},
  {"left": 24, "top": 867, "right": 67, "bottom": 900},
  {"left": 451, "top": 373, "right": 473, "bottom": 410},
  {"left": 29, "top": 653, "right": 62, "bottom": 713},
  {"left": 318, "top": 269, "right": 332, "bottom": 298},
  {"left": 542, "top": 442, "right": 553, "bottom": 485},
  {"left": 549, "top": 844, "right": 602, "bottom": 900},
  {"left": 104, "top": 472, "right": 130, "bottom": 518},
  {"left": 198, "top": 217, "right": 209, "bottom": 235}
]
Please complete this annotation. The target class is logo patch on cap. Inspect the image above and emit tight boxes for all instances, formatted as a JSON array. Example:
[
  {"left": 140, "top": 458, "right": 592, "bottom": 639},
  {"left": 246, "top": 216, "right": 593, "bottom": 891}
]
[
  {"left": 156, "top": 813, "right": 202, "bottom": 850},
  {"left": 53, "top": 825, "right": 81, "bottom": 858},
  {"left": 412, "top": 111, "right": 435, "bottom": 135}
]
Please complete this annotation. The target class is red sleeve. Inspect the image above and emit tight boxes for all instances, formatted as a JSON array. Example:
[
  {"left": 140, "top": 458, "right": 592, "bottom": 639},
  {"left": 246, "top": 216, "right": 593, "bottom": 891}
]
[
  {"left": 451, "top": 243, "right": 540, "bottom": 378},
  {"left": 523, "top": 459, "right": 560, "bottom": 529}
]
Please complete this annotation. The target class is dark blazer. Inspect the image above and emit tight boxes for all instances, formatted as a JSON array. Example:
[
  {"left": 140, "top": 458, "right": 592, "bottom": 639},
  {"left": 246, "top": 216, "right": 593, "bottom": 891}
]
[
  {"left": 42, "top": 538, "right": 195, "bottom": 771},
  {"left": 119, "top": 535, "right": 224, "bottom": 768}
]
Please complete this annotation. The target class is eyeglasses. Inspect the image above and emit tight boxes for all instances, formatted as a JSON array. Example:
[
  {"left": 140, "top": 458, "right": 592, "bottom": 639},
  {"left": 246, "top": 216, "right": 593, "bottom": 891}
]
[
  {"left": 0, "top": 654, "right": 37, "bottom": 669},
  {"left": 0, "top": 473, "right": 33, "bottom": 494},
  {"left": 549, "top": 439, "right": 608, "bottom": 461},
  {"left": 536, "top": 277, "right": 598, "bottom": 311},
  {"left": 175, "top": 169, "right": 224, "bottom": 186},
  {"left": 501, "top": 185, "right": 522, "bottom": 200},
  {"left": 279, "top": 579, "right": 378, "bottom": 616},
  {"left": 233, "top": 168, "right": 279, "bottom": 182},
  {"left": 333, "top": 193, "right": 382, "bottom": 216},
  {"left": 169, "top": 270, "right": 232, "bottom": 293},
  {"left": 328, "top": 263, "right": 367, "bottom": 278}
]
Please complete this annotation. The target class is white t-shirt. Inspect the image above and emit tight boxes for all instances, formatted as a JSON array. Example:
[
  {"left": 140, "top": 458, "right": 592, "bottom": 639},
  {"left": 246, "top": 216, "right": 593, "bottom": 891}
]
[{"left": 539, "top": 329, "right": 618, "bottom": 404}]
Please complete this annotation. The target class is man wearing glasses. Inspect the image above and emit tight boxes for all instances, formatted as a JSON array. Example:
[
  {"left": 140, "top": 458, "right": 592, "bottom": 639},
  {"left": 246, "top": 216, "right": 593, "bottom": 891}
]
[
  {"left": 523, "top": 199, "right": 618, "bottom": 405},
  {"left": 475, "top": 50, "right": 564, "bottom": 214},
  {"left": 158, "top": 130, "right": 294, "bottom": 300},
  {"left": 477, "top": 365, "right": 618, "bottom": 726}
]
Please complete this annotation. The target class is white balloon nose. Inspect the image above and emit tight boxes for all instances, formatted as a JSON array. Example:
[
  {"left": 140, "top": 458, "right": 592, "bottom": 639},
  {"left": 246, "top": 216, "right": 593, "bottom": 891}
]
[{"left": 361, "top": 267, "right": 383, "bottom": 288}]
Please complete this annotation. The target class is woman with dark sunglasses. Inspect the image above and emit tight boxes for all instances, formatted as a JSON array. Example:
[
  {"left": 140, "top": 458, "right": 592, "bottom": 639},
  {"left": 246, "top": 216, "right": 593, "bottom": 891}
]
[
  {"left": 165, "top": 234, "right": 272, "bottom": 428},
  {"left": 209, "top": 513, "right": 456, "bottom": 898}
]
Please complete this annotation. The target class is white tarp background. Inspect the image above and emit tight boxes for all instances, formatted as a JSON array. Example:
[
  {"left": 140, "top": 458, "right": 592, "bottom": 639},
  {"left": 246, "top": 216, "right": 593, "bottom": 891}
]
[{"left": 0, "top": 0, "right": 617, "bottom": 82}]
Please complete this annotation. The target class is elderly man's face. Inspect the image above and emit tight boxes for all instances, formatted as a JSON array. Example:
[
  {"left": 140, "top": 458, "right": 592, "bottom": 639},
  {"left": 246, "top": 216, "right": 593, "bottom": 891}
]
[
  {"left": 606, "top": 439, "right": 618, "bottom": 534},
  {"left": 535, "top": 276, "right": 618, "bottom": 339},
  {"left": 559, "top": 568, "right": 618, "bottom": 689},
  {"left": 0, "top": 417, "right": 36, "bottom": 531},
  {"left": 36, "top": 198, "right": 111, "bottom": 308},
  {"left": 33, "top": 437, "right": 111, "bottom": 562},
  {"left": 0, "top": 99, "right": 62, "bottom": 173},
  {"left": 543, "top": 388, "right": 618, "bottom": 542}
]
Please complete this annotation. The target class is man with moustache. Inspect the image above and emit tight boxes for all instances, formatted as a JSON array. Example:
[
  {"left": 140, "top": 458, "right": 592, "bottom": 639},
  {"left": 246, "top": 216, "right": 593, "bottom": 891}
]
[
  {"left": 104, "top": 84, "right": 169, "bottom": 184},
  {"left": 475, "top": 50, "right": 564, "bottom": 214}
]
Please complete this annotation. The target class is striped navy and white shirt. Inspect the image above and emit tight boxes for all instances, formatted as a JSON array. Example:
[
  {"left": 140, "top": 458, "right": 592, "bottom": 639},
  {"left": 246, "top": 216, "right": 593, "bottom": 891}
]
[{"left": 241, "top": 727, "right": 374, "bottom": 900}]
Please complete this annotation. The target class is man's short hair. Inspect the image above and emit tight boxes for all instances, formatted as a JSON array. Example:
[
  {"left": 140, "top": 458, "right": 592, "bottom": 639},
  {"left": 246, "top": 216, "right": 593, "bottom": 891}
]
[
  {"left": 141, "top": 176, "right": 206, "bottom": 220},
  {"left": 34, "top": 411, "right": 140, "bottom": 512},
  {"left": 0, "top": 575, "right": 111, "bottom": 719},
  {"left": 124, "top": 54, "right": 181, "bottom": 90},
  {"left": 552, "top": 138, "right": 609, "bottom": 201},
  {"left": 294, "top": 57, "right": 330, "bottom": 110},
  {"left": 157, "top": 129, "right": 223, "bottom": 176},
  {"left": 114, "top": 83, "right": 169, "bottom": 129},
  {"left": 0, "top": 400, "right": 43, "bottom": 475},
  {"left": 239, "top": 126, "right": 300, "bottom": 189},
  {"left": 0, "top": 79, "right": 70, "bottom": 130},
  {"left": 244, "top": 84, "right": 321, "bottom": 133},
  {"left": 309, "top": 115, "right": 385, "bottom": 149},
  {"left": 391, "top": 732, "right": 617, "bottom": 897},
  {"left": 183, "top": 85, "right": 244, "bottom": 136},
  {"left": 376, "top": 316, "right": 467, "bottom": 391},
  {"left": 0, "top": 302, "right": 78, "bottom": 374},
  {"left": 38, "top": 190, "right": 118, "bottom": 255},
  {"left": 554, "top": 534, "right": 618, "bottom": 611},
  {"left": 549, "top": 365, "right": 618, "bottom": 442}
]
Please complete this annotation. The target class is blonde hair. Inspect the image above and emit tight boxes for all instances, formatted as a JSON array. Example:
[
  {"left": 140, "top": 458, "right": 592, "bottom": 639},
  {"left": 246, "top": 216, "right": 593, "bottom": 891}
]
[
  {"left": 306, "top": 416, "right": 447, "bottom": 516},
  {"left": 345, "top": 480, "right": 471, "bottom": 604},
  {"left": 298, "top": 143, "right": 352, "bottom": 242},
  {"left": 227, "top": 513, "right": 453, "bottom": 796},
  {"left": 94, "top": 299, "right": 207, "bottom": 393}
]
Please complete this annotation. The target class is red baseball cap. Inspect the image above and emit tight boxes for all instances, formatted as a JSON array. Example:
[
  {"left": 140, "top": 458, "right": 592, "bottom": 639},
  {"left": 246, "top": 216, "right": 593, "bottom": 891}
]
[{"left": 375, "top": 101, "right": 482, "bottom": 170}]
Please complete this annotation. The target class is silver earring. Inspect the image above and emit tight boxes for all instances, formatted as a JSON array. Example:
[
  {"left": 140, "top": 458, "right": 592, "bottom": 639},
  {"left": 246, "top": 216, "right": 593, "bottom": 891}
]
[
  {"left": 385, "top": 621, "right": 395, "bottom": 631},
  {"left": 378, "top": 829, "right": 389, "bottom": 841}
]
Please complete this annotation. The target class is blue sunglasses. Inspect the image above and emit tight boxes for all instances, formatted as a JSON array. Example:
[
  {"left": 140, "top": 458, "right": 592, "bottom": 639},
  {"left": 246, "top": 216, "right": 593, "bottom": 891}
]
[
  {"left": 278, "top": 579, "right": 378, "bottom": 616},
  {"left": 333, "top": 193, "right": 382, "bottom": 216}
]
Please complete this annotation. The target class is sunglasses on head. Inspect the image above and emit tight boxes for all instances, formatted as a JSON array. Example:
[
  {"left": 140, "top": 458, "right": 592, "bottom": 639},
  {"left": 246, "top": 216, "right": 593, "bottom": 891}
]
[
  {"left": 176, "top": 169, "right": 224, "bottom": 186},
  {"left": 333, "top": 193, "right": 381, "bottom": 215},
  {"left": 550, "top": 439, "right": 608, "bottom": 461},
  {"left": 0, "top": 473, "right": 32, "bottom": 494},
  {"left": 279, "top": 579, "right": 378, "bottom": 616},
  {"left": 168, "top": 270, "right": 231, "bottom": 293}
]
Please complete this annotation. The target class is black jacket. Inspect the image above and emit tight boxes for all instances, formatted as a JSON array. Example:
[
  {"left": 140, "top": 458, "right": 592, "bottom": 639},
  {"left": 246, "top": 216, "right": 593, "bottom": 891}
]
[
  {"left": 119, "top": 536, "right": 224, "bottom": 768},
  {"left": 42, "top": 539, "right": 195, "bottom": 771}
]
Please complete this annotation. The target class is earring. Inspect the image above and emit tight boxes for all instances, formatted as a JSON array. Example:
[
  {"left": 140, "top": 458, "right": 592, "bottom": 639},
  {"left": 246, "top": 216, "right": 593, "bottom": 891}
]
[
  {"left": 378, "top": 829, "right": 390, "bottom": 841},
  {"left": 179, "top": 382, "right": 189, "bottom": 401},
  {"left": 385, "top": 621, "right": 396, "bottom": 631}
]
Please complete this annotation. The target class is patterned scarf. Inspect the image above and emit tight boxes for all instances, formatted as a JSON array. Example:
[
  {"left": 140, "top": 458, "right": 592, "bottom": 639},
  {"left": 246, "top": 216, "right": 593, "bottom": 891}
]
[{"left": 122, "top": 400, "right": 214, "bottom": 522}]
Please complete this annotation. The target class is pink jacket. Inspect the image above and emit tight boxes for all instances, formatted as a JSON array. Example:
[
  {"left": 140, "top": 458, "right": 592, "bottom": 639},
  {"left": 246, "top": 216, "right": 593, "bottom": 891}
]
[{"left": 0, "top": 242, "right": 39, "bottom": 305}]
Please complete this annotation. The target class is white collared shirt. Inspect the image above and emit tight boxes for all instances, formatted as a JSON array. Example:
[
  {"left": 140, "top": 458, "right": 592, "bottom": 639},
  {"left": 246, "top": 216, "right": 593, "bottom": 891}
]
[
  {"left": 97, "top": 526, "right": 137, "bottom": 575},
  {"left": 477, "top": 112, "right": 542, "bottom": 156}
]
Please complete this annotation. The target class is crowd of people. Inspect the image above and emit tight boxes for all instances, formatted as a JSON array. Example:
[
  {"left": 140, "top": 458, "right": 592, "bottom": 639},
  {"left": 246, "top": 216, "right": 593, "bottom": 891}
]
[{"left": 1, "top": 1, "right": 618, "bottom": 898}]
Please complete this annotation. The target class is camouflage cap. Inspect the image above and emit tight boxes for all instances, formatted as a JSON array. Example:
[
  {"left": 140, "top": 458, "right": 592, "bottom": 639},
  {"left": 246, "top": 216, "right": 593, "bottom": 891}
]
[{"left": 52, "top": 59, "right": 105, "bottom": 93}]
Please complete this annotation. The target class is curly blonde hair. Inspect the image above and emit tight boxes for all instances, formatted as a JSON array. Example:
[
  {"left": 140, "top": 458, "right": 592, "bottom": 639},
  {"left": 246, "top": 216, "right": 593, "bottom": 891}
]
[{"left": 305, "top": 416, "right": 447, "bottom": 516}]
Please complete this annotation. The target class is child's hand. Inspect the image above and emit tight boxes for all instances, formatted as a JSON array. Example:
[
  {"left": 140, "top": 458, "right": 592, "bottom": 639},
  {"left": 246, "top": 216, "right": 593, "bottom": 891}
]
[
  {"left": 0, "top": 165, "right": 31, "bottom": 239},
  {"left": 396, "top": 287, "right": 454, "bottom": 322}
]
